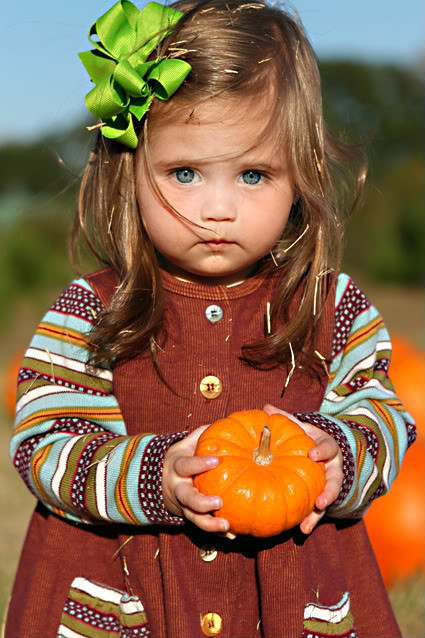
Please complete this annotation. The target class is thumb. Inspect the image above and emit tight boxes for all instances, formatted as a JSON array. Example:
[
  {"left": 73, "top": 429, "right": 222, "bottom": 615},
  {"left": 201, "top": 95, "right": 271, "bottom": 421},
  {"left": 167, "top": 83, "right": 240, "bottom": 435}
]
[
  {"left": 263, "top": 405, "right": 304, "bottom": 428},
  {"left": 183, "top": 424, "right": 211, "bottom": 446},
  {"left": 263, "top": 404, "right": 292, "bottom": 419},
  {"left": 263, "top": 403, "right": 281, "bottom": 415}
]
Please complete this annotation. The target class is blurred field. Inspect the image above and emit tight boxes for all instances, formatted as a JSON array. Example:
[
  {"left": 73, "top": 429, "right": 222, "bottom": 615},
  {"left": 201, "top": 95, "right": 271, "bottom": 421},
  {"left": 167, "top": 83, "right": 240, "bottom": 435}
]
[{"left": 0, "top": 283, "right": 423, "bottom": 635}]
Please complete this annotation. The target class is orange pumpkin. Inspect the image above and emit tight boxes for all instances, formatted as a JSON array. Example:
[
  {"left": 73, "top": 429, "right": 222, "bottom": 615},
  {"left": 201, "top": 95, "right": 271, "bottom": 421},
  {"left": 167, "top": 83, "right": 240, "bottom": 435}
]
[
  {"left": 1, "top": 351, "right": 24, "bottom": 420},
  {"left": 390, "top": 335, "right": 424, "bottom": 443},
  {"left": 194, "top": 409, "right": 326, "bottom": 537},
  {"left": 365, "top": 442, "right": 425, "bottom": 587}
]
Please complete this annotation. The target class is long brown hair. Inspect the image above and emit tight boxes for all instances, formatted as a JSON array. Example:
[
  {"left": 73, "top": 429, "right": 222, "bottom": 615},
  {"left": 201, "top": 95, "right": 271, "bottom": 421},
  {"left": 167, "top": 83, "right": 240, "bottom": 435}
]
[{"left": 73, "top": 0, "right": 366, "bottom": 370}]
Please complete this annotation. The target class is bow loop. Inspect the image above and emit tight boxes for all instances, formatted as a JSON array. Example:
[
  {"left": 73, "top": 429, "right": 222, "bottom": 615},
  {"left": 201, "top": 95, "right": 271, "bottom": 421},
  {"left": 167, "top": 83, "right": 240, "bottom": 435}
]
[
  {"left": 114, "top": 60, "right": 149, "bottom": 97},
  {"left": 102, "top": 109, "right": 139, "bottom": 148},
  {"left": 146, "top": 58, "right": 193, "bottom": 101},
  {"left": 132, "top": 2, "right": 185, "bottom": 61},
  {"left": 91, "top": 1, "right": 137, "bottom": 59},
  {"left": 78, "top": 50, "right": 116, "bottom": 85},
  {"left": 79, "top": 1, "right": 191, "bottom": 148},
  {"left": 85, "top": 76, "right": 129, "bottom": 119}
]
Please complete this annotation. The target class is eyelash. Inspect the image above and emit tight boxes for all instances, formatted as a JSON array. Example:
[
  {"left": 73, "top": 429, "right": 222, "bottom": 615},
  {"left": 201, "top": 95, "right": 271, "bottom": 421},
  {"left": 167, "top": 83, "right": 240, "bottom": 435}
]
[{"left": 171, "top": 168, "right": 268, "bottom": 185}]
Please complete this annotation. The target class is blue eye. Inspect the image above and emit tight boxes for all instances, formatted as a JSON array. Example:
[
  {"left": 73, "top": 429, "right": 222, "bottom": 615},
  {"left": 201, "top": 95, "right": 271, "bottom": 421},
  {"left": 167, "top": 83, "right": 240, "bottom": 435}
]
[
  {"left": 175, "top": 168, "right": 195, "bottom": 183},
  {"left": 242, "top": 170, "right": 262, "bottom": 185}
]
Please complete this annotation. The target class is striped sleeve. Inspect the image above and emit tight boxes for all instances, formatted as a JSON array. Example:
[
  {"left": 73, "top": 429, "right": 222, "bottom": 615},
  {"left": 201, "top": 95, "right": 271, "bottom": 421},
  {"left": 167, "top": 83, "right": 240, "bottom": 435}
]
[
  {"left": 295, "top": 273, "right": 416, "bottom": 518},
  {"left": 10, "top": 278, "right": 185, "bottom": 526}
]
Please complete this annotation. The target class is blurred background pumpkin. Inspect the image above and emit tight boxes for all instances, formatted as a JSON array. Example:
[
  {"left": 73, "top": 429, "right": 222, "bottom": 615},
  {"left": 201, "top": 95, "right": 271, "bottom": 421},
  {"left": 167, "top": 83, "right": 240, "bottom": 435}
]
[
  {"left": 1, "top": 351, "right": 24, "bottom": 422},
  {"left": 389, "top": 335, "right": 424, "bottom": 443},
  {"left": 363, "top": 333, "right": 424, "bottom": 601},
  {"left": 365, "top": 442, "right": 425, "bottom": 586}
]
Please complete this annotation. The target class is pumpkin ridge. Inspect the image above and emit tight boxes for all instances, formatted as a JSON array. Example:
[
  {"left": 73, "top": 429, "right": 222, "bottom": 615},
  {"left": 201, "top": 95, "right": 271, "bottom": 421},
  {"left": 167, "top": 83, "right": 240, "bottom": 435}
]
[
  {"left": 278, "top": 457, "right": 312, "bottom": 500},
  {"left": 218, "top": 464, "right": 253, "bottom": 500},
  {"left": 272, "top": 456, "right": 324, "bottom": 497},
  {"left": 251, "top": 469, "right": 288, "bottom": 534},
  {"left": 233, "top": 410, "right": 269, "bottom": 444},
  {"left": 272, "top": 462, "right": 312, "bottom": 517},
  {"left": 272, "top": 432, "right": 313, "bottom": 451},
  {"left": 198, "top": 437, "right": 252, "bottom": 457},
  {"left": 211, "top": 417, "right": 258, "bottom": 448}
]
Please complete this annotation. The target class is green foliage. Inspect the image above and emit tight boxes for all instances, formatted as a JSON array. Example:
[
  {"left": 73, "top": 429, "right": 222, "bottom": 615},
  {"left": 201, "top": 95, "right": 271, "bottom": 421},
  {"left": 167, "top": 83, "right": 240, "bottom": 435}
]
[
  {"left": 321, "top": 61, "right": 424, "bottom": 162},
  {"left": 321, "top": 60, "right": 424, "bottom": 283},
  {"left": 362, "top": 157, "right": 424, "bottom": 284},
  {"left": 0, "top": 122, "right": 92, "bottom": 197},
  {"left": 0, "top": 202, "right": 74, "bottom": 325},
  {"left": 0, "top": 122, "right": 98, "bottom": 328}
]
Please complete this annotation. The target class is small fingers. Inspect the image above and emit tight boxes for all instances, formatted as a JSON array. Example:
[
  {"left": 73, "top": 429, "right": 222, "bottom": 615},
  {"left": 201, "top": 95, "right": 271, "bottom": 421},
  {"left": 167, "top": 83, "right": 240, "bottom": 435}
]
[
  {"left": 175, "top": 482, "right": 222, "bottom": 514},
  {"left": 183, "top": 508, "right": 230, "bottom": 533},
  {"left": 308, "top": 437, "right": 339, "bottom": 462},
  {"left": 318, "top": 468, "right": 343, "bottom": 508},
  {"left": 174, "top": 454, "right": 218, "bottom": 478},
  {"left": 174, "top": 480, "right": 231, "bottom": 534},
  {"left": 220, "top": 531, "right": 237, "bottom": 540},
  {"left": 263, "top": 404, "right": 300, "bottom": 425},
  {"left": 300, "top": 508, "right": 326, "bottom": 535}
]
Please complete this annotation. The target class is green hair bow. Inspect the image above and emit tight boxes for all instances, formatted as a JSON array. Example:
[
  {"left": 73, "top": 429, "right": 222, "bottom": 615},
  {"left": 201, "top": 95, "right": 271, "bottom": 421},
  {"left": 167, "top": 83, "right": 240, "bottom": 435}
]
[{"left": 79, "top": 1, "right": 191, "bottom": 148}]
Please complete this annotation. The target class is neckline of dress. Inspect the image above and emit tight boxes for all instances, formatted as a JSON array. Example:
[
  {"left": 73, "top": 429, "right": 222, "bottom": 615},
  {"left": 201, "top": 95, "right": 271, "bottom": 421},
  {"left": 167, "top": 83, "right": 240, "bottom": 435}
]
[{"left": 160, "top": 268, "right": 273, "bottom": 300}]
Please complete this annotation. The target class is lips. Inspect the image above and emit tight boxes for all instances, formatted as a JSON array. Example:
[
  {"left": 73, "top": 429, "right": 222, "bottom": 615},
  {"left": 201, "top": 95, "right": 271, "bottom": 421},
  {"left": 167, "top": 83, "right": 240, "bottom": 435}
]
[{"left": 201, "top": 239, "right": 234, "bottom": 250}]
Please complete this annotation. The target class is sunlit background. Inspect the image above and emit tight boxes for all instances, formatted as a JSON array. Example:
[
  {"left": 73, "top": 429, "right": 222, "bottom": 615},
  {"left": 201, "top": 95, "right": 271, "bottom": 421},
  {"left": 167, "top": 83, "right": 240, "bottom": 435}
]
[{"left": 1, "top": 1, "right": 423, "bottom": 634}]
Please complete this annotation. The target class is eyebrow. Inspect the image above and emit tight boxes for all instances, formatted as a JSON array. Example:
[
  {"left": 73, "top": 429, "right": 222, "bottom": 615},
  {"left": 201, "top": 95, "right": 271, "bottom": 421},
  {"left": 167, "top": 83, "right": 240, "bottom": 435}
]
[
  {"left": 154, "top": 157, "right": 213, "bottom": 170},
  {"left": 153, "top": 157, "right": 284, "bottom": 172}
]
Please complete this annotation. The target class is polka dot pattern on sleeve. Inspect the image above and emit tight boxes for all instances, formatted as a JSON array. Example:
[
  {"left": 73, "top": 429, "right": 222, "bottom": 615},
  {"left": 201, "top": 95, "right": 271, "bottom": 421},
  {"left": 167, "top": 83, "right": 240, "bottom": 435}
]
[
  {"left": 332, "top": 281, "right": 370, "bottom": 359},
  {"left": 51, "top": 283, "right": 104, "bottom": 323}
]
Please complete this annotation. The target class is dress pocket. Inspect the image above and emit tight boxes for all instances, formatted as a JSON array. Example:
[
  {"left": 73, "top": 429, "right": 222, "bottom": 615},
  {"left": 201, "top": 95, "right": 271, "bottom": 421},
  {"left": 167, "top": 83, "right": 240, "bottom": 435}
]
[
  {"left": 57, "top": 576, "right": 151, "bottom": 637},
  {"left": 303, "top": 591, "right": 357, "bottom": 638}
]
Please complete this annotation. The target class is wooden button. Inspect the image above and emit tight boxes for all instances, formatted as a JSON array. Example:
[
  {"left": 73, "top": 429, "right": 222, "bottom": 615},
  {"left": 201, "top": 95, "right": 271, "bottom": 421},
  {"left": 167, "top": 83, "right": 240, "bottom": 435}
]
[
  {"left": 201, "top": 612, "right": 223, "bottom": 636},
  {"left": 200, "top": 545, "right": 218, "bottom": 562},
  {"left": 200, "top": 375, "right": 222, "bottom": 399}
]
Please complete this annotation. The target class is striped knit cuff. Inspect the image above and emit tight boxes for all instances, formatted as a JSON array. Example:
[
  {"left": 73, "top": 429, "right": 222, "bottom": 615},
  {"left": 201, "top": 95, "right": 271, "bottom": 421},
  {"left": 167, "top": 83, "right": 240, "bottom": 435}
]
[
  {"left": 138, "top": 432, "right": 187, "bottom": 525},
  {"left": 293, "top": 412, "right": 355, "bottom": 507}
]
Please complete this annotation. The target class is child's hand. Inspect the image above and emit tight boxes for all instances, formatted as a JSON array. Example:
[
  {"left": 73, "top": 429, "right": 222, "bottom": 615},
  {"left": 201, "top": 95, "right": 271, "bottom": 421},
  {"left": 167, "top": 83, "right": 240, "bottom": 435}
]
[
  {"left": 162, "top": 425, "right": 230, "bottom": 534},
  {"left": 263, "top": 404, "right": 343, "bottom": 535}
]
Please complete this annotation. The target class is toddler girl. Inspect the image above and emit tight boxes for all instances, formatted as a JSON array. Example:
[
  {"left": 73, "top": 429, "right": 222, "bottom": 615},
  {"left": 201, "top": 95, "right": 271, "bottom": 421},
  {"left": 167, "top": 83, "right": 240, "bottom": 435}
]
[{"left": 6, "top": 1, "right": 415, "bottom": 637}]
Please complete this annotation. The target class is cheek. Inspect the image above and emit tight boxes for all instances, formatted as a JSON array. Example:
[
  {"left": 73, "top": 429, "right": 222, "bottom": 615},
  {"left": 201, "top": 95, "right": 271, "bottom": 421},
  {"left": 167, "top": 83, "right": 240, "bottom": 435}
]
[
  {"left": 138, "top": 175, "right": 196, "bottom": 227},
  {"left": 248, "top": 195, "right": 292, "bottom": 238},
  {"left": 141, "top": 201, "right": 194, "bottom": 251},
  {"left": 157, "top": 183, "right": 202, "bottom": 221}
]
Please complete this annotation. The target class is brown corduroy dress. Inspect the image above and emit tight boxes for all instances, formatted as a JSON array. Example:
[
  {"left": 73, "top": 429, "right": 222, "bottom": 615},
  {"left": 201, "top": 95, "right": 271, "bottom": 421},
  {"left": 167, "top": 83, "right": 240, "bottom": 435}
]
[{"left": 6, "top": 268, "right": 401, "bottom": 638}]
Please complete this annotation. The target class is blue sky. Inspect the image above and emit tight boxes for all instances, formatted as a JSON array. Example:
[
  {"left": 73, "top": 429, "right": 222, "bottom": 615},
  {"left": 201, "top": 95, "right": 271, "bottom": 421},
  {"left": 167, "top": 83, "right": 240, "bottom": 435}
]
[{"left": 1, "top": 1, "right": 423, "bottom": 144}]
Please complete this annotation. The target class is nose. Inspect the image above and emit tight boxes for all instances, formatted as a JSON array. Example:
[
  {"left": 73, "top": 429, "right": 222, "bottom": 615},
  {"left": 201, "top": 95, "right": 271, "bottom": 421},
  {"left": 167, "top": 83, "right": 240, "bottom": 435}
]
[{"left": 200, "top": 183, "right": 237, "bottom": 222}]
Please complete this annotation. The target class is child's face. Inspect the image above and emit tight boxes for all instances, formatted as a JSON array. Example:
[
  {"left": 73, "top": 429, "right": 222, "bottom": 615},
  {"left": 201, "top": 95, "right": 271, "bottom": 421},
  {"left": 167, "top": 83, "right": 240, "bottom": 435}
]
[{"left": 137, "top": 98, "right": 294, "bottom": 285}]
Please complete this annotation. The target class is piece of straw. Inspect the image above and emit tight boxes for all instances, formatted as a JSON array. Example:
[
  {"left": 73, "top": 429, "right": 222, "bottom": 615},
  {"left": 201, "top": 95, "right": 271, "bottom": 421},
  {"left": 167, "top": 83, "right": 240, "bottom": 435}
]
[
  {"left": 314, "top": 350, "right": 329, "bottom": 376},
  {"left": 266, "top": 302, "right": 272, "bottom": 335},
  {"left": 313, "top": 268, "right": 334, "bottom": 316},
  {"left": 283, "top": 224, "right": 310, "bottom": 253},
  {"left": 112, "top": 536, "right": 135, "bottom": 560}
]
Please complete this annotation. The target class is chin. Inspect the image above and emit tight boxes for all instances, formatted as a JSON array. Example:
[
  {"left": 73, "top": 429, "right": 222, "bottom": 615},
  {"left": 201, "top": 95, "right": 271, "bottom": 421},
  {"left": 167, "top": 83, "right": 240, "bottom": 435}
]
[{"left": 194, "top": 267, "right": 252, "bottom": 286}]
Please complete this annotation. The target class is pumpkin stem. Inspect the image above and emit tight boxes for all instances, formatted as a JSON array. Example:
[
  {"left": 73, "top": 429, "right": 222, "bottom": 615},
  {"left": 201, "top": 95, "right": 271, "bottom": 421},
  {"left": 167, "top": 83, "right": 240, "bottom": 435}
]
[{"left": 253, "top": 426, "right": 273, "bottom": 466}]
